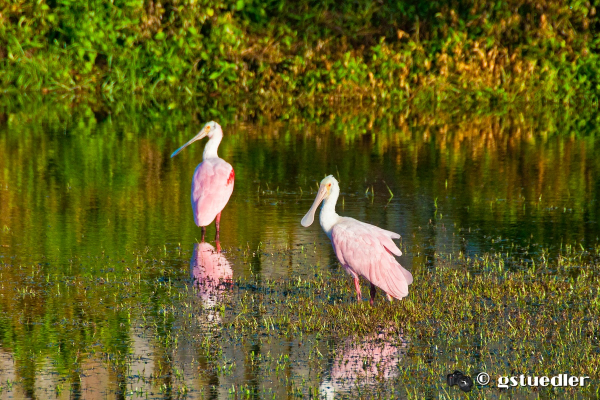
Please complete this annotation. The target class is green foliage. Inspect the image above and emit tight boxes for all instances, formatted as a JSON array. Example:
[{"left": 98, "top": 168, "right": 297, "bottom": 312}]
[{"left": 0, "top": 0, "right": 599, "bottom": 102}]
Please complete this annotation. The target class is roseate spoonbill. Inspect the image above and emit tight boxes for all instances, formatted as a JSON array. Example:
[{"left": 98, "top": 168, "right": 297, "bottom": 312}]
[
  {"left": 301, "top": 176, "right": 412, "bottom": 305},
  {"left": 320, "top": 330, "right": 407, "bottom": 398},
  {"left": 171, "top": 121, "right": 234, "bottom": 241},
  {"left": 190, "top": 241, "right": 233, "bottom": 321}
]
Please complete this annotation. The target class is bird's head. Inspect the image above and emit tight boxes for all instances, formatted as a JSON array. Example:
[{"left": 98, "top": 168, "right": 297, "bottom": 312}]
[
  {"left": 171, "top": 121, "right": 222, "bottom": 158},
  {"left": 301, "top": 175, "right": 339, "bottom": 227},
  {"left": 202, "top": 121, "right": 222, "bottom": 139}
]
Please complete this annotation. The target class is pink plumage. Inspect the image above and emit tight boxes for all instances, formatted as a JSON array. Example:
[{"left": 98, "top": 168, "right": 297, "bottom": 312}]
[
  {"left": 331, "top": 218, "right": 413, "bottom": 300},
  {"left": 192, "top": 158, "right": 234, "bottom": 227},
  {"left": 171, "top": 121, "right": 234, "bottom": 239},
  {"left": 301, "top": 175, "right": 413, "bottom": 304}
]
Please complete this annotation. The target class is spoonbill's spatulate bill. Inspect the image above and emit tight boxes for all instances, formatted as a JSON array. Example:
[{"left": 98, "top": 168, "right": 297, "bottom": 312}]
[
  {"left": 171, "top": 121, "right": 234, "bottom": 241},
  {"left": 301, "top": 176, "right": 413, "bottom": 305}
]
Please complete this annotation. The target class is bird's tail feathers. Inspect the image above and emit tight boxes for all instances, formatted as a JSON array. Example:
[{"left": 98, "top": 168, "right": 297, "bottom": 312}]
[
  {"left": 400, "top": 264, "right": 413, "bottom": 285},
  {"left": 384, "top": 262, "right": 411, "bottom": 300}
]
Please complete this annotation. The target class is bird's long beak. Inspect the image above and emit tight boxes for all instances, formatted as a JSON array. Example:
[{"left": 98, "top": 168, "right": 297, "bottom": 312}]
[
  {"left": 170, "top": 130, "right": 208, "bottom": 158},
  {"left": 301, "top": 184, "right": 328, "bottom": 227}
]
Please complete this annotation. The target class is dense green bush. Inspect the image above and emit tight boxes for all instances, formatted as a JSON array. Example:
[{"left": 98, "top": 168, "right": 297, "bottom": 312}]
[{"left": 1, "top": 0, "right": 599, "bottom": 104}]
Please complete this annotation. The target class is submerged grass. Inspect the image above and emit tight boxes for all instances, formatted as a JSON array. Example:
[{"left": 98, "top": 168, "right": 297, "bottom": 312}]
[{"left": 1, "top": 239, "right": 599, "bottom": 398}]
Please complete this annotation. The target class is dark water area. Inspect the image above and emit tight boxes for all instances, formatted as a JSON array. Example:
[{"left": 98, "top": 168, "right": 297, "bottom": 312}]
[{"left": 0, "top": 100, "right": 599, "bottom": 398}]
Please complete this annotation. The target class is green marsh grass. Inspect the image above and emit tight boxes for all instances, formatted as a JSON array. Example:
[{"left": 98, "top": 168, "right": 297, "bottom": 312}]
[{"left": 1, "top": 240, "right": 599, "bottom": 398}]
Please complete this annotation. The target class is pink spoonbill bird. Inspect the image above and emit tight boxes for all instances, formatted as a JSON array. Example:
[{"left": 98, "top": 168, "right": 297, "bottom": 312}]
[
  {"left": 301, "top": 176, "right": 413, "bottom": 305},
  {"left": 171, "top": 121, "right": 234, "bottom": 241}
]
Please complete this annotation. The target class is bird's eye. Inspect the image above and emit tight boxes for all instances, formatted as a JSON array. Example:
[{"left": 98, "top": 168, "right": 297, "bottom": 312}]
[{"left": 327, "top": 183, "right": 331, "bottom": 188}]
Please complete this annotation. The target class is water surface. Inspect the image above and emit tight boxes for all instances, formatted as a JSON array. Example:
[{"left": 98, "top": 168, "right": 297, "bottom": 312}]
[{"left": 0, "top": 101, "right": 599, "bottom": 398}]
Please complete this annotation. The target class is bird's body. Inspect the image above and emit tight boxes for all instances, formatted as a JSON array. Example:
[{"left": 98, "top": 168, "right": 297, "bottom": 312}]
[
  {"left": 301, "top": 176, "right": 413, "bottom": 305},
  {"left": 171, "top": 121, "right": 234, "bottom": 240},
  {"left": 191, "top": 157, "right": 234, "bottom": 227},
  {"left": 330, "top": 217, "right": 413, "bottom": 301}
]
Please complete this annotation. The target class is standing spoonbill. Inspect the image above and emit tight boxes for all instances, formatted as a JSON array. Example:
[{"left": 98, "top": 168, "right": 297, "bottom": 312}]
[
  {"left": 171, "top": 121, "right": 234, "bottom": 241},
  {"left": 301, "top": 176, "right": 412, "bottom": 305}
]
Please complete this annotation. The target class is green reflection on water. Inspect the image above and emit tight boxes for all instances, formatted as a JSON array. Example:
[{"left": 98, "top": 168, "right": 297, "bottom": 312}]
[
  {"left": 0, "top": 98, "right": 599, "bottom": 398},
  {"left": 1, "top": 100, "right": 598, "bottom": 261}
]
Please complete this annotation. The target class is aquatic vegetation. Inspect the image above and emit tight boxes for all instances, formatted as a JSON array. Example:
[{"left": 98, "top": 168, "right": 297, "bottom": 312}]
[
  {"left": 1, "top": 0, "right": 599, "bottom": 105},
  {"left": 0, "top": 240, "right": 599, "bottom": 398},
  {"left": 0, "top": 100, "right": 599, "bottom": 397}
]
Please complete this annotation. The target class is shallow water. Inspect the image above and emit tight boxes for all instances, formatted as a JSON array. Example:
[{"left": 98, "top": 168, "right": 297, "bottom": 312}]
[{"left": 0, "top": 101, "right": 599, "bottom": 398}]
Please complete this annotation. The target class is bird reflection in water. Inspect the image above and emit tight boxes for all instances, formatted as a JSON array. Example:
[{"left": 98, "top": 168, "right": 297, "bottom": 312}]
[
  {"left": 320, "top": 330, "right": 408, "bottom": 398},
  {"left": 190, "top": 241, "right": 233, "bottom": 322}
]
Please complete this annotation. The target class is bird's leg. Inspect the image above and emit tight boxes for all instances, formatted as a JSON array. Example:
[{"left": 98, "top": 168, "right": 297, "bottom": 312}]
[
  {"left": 353, "top": 276, "right": 362, "bottom": 302},
  {"left": 370, "top": 283, "right": 377, "bottom": 306},
  {"left": 201, "top": 226, "right": 206, "bottom": 242},
  {"left": 215, "top": 212, "right": 221, "bottom": 241},
  {"left": 215, "top": 240, "right": 221, "bottom": 253}
]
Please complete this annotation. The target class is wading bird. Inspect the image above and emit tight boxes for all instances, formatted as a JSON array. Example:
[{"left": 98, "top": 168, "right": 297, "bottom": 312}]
[
  {"left": 301, "top": 176, "right": 412, "bottom": 305},
  {"left": 171, "top": 121, "right": 234, "bottom": 241}
]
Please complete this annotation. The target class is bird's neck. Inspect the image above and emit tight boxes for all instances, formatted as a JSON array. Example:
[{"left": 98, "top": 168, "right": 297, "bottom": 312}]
[
  {"left": 203, "top": 135, "right": 222, "bottom": 159},
  {"left": 320, "top": 189, "right": 340, "bottom": 236}
]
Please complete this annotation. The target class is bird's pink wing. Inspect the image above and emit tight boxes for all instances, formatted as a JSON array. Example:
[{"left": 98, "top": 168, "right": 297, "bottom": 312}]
[
  {"left": 331, "top": 218, "right": 412, "bottom": 299},
  {"left": 191, "top": 159, "right": 234, "bottom": 226},
  {"left": 367, "top": 225, "right": 403, "bottom": 256}
]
